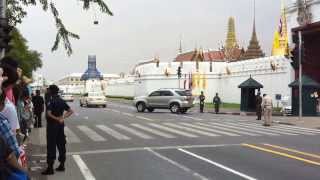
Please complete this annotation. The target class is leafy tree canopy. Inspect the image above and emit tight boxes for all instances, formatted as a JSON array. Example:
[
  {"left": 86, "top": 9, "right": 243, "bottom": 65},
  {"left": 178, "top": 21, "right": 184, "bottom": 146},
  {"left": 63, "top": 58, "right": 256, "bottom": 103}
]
[
  {"left": 7, "top": 0, "right": 113, "bottom": 56},
  {"left": 5, "top": 28, "right": 42, "bottom": 78}
]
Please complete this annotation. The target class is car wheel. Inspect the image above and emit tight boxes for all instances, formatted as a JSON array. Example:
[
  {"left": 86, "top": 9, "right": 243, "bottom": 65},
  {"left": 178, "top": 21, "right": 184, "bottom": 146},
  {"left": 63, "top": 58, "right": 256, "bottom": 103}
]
[
  {"left": 147, "top": 108, "right": 154, "bottom": 112},
  {"left": 170, "top": 103, "right": 180, "bottom": 114},
  {"left": 80, "top": 103, "right": 83, "bottom": 107},
  {"left": 103, "top": 105, "right": 107, "bottom": 108},
  {"left": 136, "top": 102, "right": 146, "bottom": 112}
]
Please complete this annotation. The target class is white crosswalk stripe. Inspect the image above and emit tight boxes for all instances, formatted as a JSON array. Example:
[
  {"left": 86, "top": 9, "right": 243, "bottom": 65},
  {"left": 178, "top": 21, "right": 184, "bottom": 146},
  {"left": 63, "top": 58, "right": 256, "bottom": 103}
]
[
  {"left": 278, "top": 125, "right": 320, "bottom": 134},
  {"left": 131, "top": 124, "right": 176, "bottom": 138},
  {"left": 208, "top": 122, "right": 280, "bottom": 136},
  {"left": 196, "top": 123, "right": 260, "bottom": 136},
  {"left": 272, "top": 125, "right": 318, "bottom": 135},
  {"left": 77, "top": 126, "right": 106, "bottom": 142},
  {"left": 180, "top": 123, "right": 240, "bottom": 136},
  {"left": 65, "top": 127, "right": 81, "bottom": 143},
  {"left": 227, "top": 123, "right": 298, "bottom": 136},
  {"left": 148, "top": 123, "right": 198, "bottom": 138},
  {"left": 163, "top": 123, "right": 220, "bottom": 137},
  {"left": 96, "top": 125, "right": 131, "bottom": 140},
  {"left": 114, "top": 124, "right": 154, "bottom": 139},
  {"left": 237, "top": 123, "right": 315, "bottom": 135}
]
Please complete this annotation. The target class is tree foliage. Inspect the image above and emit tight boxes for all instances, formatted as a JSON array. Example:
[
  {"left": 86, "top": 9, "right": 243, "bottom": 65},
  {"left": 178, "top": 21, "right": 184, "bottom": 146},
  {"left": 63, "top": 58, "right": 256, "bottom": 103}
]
[
  {"left": 5, "top": 28, "right": 42, "bottom": 78},
  {"left": 6, "top": 0, "right": 113, "bottom": 56}
]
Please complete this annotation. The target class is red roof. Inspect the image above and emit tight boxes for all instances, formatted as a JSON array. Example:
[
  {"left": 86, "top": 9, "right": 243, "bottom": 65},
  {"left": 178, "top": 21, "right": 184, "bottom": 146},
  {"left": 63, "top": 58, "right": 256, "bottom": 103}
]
[{"left": 174, "top": 50, "right": 225, "bottom": 62}]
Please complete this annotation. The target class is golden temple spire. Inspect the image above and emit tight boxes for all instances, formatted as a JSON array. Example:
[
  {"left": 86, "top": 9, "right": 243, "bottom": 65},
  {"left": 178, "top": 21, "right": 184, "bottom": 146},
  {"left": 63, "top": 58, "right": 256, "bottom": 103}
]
[{"left": 225, "top": 17, "right": 239, "bottom": 49}]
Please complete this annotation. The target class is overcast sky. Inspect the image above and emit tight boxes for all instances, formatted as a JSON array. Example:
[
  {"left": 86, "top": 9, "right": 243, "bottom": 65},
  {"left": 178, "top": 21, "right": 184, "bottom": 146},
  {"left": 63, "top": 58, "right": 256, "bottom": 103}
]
[{"left": 18, "top": 0, "right": 283, "bottom": 81}]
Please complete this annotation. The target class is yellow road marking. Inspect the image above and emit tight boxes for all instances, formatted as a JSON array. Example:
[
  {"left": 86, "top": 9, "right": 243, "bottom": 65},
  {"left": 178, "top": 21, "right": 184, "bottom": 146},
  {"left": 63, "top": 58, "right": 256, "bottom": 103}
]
[
  {"left": 263, "top": 144, "right": 320, "bottom": 159},
  {"left": 242, "top": 144, "right": 320, "bottom": 166}
]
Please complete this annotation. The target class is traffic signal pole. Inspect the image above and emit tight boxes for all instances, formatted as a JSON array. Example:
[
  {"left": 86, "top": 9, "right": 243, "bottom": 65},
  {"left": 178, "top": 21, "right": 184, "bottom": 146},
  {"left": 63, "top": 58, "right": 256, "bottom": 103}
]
[{"left": 0, "top": 0, "right": 6, "bottom": 59}]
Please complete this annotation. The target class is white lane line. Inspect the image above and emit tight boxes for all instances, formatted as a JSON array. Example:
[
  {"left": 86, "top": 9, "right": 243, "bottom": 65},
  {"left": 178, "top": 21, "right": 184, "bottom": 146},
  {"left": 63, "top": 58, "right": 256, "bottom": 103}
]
[
  {"left": 39, "top": 128, "right": 47, "bottom": 145},
  {"left": 65, "top": 127, "right": 81, "bottom": 143},
  {"left": 148, "top": 123, "right": 198, "bottom": 138},
  {"left": 179, "top": 149, "right": 257, "bottom": 180},
  {"left": 77, "top": 126, "right": 106, "bottom": 142},
  {"left": 230, "top": 123, "right": 298, "bottom": 136},
  {"left": 147, "top": 148, "right": 209, "bottom": 180},
  {"left": 164, "top": 123, "right": 220, "bottom": 137},
  {"left": 131, "top": 124, "right": 176, "bottom": 138},
  {"left": 114, "top": 124, "right": 154, "bottom": 139},
  {"left": 121, "top": 112, "right": 134, "bottom": 117},
  {"left": 73, "top": 155, "right": 96, "bottom": 180},
  {"left": 33, "top": 144, "right": 241, "bottom": 157},
  {"left": 197, "top": 123, "right": 259, "bottom": 136},
  {"left": 181, "top": 123, "right": 240, "bottom": 136},
  {"left": 135, "top": 116, "right": 154, "bottom": 122},
  {"left": 209, "top": 122, "right": 279, "bottom": 136},
  {"left": 96, "top": 125, "right": 130, "bottom": 140}
]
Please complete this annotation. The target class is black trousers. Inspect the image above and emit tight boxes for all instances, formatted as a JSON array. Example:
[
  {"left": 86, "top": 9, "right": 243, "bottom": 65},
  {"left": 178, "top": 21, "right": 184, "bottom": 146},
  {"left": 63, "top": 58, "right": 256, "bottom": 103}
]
[
  {"left": 46, "top": 123, "right": 66, "bottom": 165},
  {"left": 200, "top": 103, "right": 204, "bottom": 113},
  {"left": 256, "top": 109, "right": 262, "bottom": 120},
  {"left": 34, "top": 112, "right": 43, "bottom": 128},
  {"left": 214, "top": 104, "right": 220, "bottom": 114}
]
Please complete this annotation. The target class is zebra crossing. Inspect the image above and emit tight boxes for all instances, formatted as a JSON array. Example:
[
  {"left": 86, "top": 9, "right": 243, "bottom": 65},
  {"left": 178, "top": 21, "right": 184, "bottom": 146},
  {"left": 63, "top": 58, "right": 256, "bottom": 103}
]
[{"left": 63, "top": 122, "right": 320, "bottom": 143}]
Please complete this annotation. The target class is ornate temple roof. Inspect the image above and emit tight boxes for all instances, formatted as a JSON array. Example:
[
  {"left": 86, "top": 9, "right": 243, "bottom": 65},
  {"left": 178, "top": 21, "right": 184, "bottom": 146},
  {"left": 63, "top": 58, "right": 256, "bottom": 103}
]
[
  {"left": 225, "top": 17, "right": 239, "bottom": 49},
  {"left": 174, "top": 49, "right": 225, "bottom": 62},
  {"left": 241, "top": 1, "right": 264, "bottom": 60}
]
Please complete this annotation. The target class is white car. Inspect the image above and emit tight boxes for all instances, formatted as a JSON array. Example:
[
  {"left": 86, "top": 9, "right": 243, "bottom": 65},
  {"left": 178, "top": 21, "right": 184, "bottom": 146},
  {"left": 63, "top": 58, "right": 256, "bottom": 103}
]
[
  {"left": 80, "top": 92, "right": 107, "bottom": 108},
  {"left": 61, "top": 94, "right": 74, "bottom": 102}
]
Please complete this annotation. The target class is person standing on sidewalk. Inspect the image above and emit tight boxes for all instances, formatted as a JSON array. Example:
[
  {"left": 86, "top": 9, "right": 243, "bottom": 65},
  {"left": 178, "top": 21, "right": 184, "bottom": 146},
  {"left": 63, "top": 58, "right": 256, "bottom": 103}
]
[
  {"left": 32, "top": 90, "right": 44, "bottom": 128},
  {"left": 199, "top": 91, "right": 205, "bottom": 113},
  {"left": 261, "top": 94, "right": 273, "bottom": 126},
  {"left": 255, "top": 92, "right": 262, "bottom": 120},
  {"left": 213, "top": 93, "right": 221, "bottom": 114},
  {"left": 42, "top": 85, "right": 74, "bottom": 175}
]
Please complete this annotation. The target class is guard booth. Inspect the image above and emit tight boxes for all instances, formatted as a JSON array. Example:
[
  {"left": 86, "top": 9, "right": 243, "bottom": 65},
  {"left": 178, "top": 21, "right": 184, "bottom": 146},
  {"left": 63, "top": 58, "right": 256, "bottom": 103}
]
[
  {"left": 289, "top": 75, "right": 320, "bottom": 116},
  {"left": 238, "top": 76, "right": 263, "bottom": 112}
]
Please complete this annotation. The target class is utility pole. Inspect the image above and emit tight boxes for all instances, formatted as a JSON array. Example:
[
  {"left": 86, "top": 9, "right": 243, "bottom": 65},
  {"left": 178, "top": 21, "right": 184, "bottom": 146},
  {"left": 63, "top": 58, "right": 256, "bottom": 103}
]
[
  {"left": 298, "top": 31, "right": 303, "bottom": 121},
  {"left": 0, "top": 0, "right": 6, "bottom": 59}
]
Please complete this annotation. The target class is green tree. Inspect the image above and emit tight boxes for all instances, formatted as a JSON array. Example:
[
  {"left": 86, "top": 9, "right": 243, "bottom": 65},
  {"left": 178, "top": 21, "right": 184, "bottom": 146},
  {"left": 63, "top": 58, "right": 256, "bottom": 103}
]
[
  {"left": 6, "top": 0, "right": 113, "bottom": 56},
  {"left": 5, "top": 28, "right": 42, "bottom": 78}
]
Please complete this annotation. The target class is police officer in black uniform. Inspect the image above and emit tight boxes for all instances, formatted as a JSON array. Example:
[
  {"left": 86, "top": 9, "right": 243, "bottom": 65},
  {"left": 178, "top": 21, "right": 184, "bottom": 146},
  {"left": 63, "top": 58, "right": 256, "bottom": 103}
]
[
  {"left": 42, "top": 85, "right": 74, "bottom": 175},
  {"left": 199, "top": 91, "right": 205, "bottom": 113}
]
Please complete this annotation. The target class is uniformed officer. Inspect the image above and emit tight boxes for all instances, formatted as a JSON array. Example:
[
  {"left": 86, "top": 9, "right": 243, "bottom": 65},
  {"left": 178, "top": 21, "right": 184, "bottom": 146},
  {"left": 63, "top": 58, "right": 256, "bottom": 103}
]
[
  {"left": 261, "top": 94, "right": 273, "bottom": 126},
  {"left": 42, "top": 85, "right": 74, "bottom": 175},
  {"left": 199, "top": 91, "right": 205, "bottom": 113},
  {"left": 213, "top": 93, "right": 221, "bottom": 114},
  {"left": 255, "top": 92, "right": 262, "bottom": 120}
]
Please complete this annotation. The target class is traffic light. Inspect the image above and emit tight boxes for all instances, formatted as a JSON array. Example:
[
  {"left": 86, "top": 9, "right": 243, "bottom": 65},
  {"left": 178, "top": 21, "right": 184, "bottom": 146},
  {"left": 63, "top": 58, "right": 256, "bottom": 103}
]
[
  {"left": 0, "top": 18, "right": 13, "bottom": 53},
  {"left": 177, "top": 66, "right": 182, "bottom": 79},
  {"left": 290, "top": 46, "right": 299, "bottom": 69}
]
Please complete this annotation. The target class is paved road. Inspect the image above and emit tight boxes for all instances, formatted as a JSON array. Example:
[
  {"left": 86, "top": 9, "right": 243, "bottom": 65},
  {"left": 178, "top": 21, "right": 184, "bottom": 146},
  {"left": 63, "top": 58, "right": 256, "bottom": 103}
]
[{"left": 30, "top": 100, "right": 320, "bottom": 180}]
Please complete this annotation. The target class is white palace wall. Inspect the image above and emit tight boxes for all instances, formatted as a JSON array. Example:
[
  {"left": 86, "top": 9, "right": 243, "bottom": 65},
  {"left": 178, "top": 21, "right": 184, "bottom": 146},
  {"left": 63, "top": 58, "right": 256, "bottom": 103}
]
[{"left": 106, "top": 56, "right": 294, "bottom": 105}]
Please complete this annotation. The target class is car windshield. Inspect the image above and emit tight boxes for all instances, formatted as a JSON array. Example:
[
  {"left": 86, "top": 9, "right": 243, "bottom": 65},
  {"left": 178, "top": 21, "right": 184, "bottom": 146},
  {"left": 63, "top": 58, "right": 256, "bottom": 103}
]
[{"left": 175, "top": 90, "right": 192, "bottom": 96}]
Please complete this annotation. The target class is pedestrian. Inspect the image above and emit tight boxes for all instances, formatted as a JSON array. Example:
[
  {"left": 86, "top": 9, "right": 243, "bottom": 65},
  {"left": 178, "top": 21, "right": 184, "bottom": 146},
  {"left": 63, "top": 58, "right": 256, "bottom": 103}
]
[
  {"left": 199, "top": 91, "right": 205, "bottom": 113},
  {"left": 44, "top": 88, "right": 51, "bottom": 108},
  {"left": 32, "top": 90, "right": 44, "bottom": 128},
  {"left": 213, "top": 93, "right": 221, "bottom": 114},
  {"left": 255, "top": 92, "right": 262, "bottom": 120},
  {"left": 42, "top": 85, "right": 74, "bottom": 175},
  {"left": 261, "top": 94, "right": 273, "bottom": 126}
]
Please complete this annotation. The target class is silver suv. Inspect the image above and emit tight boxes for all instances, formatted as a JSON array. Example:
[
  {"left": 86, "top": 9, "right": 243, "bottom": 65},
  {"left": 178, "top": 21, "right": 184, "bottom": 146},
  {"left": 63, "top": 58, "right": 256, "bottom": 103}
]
[{"left": 133, "top": 89, "right": 194, "bottom": 113}]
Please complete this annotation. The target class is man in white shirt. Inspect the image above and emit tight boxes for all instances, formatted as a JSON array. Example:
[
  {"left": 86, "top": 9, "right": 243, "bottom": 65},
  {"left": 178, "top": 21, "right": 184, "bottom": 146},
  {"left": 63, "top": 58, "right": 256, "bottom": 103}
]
[{"left": 261, "top": 94, "right": 273, "bottom": 126}]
